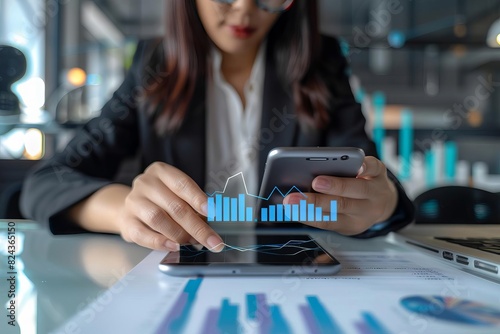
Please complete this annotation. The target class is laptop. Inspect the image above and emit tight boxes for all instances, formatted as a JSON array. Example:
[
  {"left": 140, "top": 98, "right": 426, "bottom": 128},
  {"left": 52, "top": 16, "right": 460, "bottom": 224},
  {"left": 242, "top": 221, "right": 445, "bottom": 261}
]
[{"left": 392, "top": 224, "right": 500, "bottom": 281}]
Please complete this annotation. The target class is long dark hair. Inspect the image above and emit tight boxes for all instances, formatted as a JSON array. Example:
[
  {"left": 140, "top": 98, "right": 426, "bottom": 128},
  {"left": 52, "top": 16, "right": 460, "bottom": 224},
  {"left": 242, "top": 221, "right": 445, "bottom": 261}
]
[{"left": 146, "top": 0, "right": 330, "bottom": 134}]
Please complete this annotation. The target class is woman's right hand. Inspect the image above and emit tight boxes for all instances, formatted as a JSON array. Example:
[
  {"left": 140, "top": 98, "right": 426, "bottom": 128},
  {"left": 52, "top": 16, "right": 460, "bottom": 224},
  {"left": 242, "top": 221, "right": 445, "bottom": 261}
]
[{"left": 117, "top": 162, "right": 224, "bottom": 252}]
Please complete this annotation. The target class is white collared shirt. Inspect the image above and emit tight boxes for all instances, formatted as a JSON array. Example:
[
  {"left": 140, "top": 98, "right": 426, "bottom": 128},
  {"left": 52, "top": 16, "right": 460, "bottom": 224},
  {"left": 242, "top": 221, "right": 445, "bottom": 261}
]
[{"left": 205, "top": 43, "right": 266, "bottom": 198}]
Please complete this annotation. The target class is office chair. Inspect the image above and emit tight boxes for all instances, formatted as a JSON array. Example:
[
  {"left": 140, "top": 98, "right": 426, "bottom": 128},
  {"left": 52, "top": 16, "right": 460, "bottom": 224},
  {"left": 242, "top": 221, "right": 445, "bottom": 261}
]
[
  {"left": 414, "top": 186, "right": 500, "bottom": 224},
  {"left": 0, "top": 45, "right": 27, "bottom": 135}
]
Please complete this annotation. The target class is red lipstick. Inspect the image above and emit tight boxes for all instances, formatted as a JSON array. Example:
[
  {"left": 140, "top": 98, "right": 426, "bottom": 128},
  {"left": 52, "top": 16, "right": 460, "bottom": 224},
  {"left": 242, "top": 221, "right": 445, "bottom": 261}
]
[{"left": 228, "top": 25, "right": 257, "bottom": 39}]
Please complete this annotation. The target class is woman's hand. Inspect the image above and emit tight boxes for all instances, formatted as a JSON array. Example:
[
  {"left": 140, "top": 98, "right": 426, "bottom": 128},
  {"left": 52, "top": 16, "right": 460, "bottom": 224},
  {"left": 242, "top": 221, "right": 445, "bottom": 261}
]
[
  {"left": 283, "top": 156, "right": 398, "bottom": 235},
  {"left": 117, "top": 162, "right": 224, "bottom": 252}
]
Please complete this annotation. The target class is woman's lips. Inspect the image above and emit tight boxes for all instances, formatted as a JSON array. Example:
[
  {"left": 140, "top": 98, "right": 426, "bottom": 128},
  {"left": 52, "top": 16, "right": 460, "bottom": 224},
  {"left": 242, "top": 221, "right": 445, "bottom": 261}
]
[{"left": 228, "top": 25, "right": 257, "bottom": 39}]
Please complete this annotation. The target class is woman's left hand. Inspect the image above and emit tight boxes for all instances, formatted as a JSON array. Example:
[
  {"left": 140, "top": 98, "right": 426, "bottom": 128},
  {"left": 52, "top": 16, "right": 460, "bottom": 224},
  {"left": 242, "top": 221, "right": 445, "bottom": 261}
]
[{"left": 283, "top": 156, "right": 398, "bottom": 235}]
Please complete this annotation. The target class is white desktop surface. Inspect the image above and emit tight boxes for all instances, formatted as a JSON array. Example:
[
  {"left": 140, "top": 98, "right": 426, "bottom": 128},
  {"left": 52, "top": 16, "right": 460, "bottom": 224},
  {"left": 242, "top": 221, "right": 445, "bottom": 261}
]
[{"left": 1, "top": 220, "right": 499, "bottom": 334}]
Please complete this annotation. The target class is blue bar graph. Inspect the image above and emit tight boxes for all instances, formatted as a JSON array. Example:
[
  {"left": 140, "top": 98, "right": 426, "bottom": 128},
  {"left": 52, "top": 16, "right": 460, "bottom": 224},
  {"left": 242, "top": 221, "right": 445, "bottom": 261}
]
[
  {"left": 238, "top": 194, "right": 245, "bottom": 222},
  {"left": 330, "top": 200, "right": 337, "bottom": 222},
  {"left": 277, "top": 204, "right": 284, "bottom": 221},
  {"left": 444, "top": 141, "right": 457, "bottom": 181},
  {"left": 215, "top": 194, "right": 222, "bottom": 221},
  {"left": 305, "top": 296, "right": 344, "bottom": 333},
  {"left": 217, "top": 299, "right": 240, "bottom": 334},
  {"left": 300, "top": 200, "right": 307, "bottom": 221},
  {"left": 308, "top": 204, "right": 315, "bottom": 221},
  {"left": 207, "top": 194, "right": 337, "bottom": 223},
  {"left": 269, "top": 205, "right": 276, "bottom": 222},
  {"left": 261, "top": 208, "right": 268, "bottom": 222},
  {"left": 373, "top": 91, "right": 386, "bottom": 160},
  {"left": 231, "top": 198, "right": 237, "bottom": 221},
  {"left": 223, "top": 197, "right": 230, "bottom": 222},
  {"left": 208, "top": 197, "right": 215, "bottom": 221}
]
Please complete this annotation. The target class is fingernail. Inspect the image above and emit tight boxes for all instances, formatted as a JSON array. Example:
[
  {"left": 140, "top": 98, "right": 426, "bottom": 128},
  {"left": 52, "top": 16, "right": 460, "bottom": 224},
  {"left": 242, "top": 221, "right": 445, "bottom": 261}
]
[
  {"left": 165, "top": 240, "right": 180, "bottom": 252},
  {"left": 358, "top": 164, "right": 366, "bottom": 175},
  {"left": 207, "top": 235, "right": 224, "bottom": 252},
  {"left": 314, "top": 177, "right": 331, "bottom": 191},
  {"left": 201, "top": 202, "right": 208, "bottom": 216}
]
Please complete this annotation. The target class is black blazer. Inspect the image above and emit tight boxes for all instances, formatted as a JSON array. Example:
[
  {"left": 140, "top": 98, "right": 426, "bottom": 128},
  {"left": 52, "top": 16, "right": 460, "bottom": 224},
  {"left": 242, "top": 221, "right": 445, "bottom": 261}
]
[{"left": 20, "top": 35, "right": 414, "bottom": 236}]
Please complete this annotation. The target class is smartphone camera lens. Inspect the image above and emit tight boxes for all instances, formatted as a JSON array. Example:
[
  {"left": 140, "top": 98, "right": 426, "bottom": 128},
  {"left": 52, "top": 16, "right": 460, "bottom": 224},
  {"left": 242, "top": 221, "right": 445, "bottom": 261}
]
[{"left": 341, "top": 155, "right": 349, "bottom": 161}]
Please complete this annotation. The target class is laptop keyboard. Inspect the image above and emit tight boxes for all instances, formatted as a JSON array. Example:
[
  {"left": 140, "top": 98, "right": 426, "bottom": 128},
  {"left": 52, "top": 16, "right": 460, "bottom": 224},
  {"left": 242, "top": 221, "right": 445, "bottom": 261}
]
[{"left": 435, "top": 237, "right": 500, "bottom": 255}]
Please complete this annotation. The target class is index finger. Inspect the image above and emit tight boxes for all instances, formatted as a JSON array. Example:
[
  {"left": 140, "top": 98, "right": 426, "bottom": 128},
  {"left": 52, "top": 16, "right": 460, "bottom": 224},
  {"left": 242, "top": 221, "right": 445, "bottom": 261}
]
[
  {"left": 148, "top": 164, "right": 224, "bottom": 252},
  {"left": 149, "top": 163, "right": 209, "bottom": 216}
]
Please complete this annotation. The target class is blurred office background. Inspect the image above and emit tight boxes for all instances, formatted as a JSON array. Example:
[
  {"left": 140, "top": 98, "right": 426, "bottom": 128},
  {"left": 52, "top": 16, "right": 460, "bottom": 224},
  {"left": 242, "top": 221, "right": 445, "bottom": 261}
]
[{"left": 1, "top": 0, "right": 500, "bottom": 217}]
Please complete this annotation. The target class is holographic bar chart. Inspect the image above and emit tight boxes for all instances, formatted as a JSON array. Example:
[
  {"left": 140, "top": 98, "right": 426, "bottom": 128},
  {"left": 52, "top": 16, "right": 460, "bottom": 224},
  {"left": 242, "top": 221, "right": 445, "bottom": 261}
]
[{"left": 207, "top": 195, "right": 337, "bottom": 223}]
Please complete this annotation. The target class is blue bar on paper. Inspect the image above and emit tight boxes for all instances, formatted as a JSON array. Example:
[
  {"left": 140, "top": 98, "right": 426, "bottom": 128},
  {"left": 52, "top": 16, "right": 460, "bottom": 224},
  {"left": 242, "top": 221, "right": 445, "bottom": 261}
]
[
  {"left": 292, "top": 204, "right": 299, "bottom": 221},
  {"left": 246, "top": 294, "right": 257, "bottom": 320},
  {"left": 207, "top": 197, "right": 215, "bottom": 222},
  {"left": 269, "top": 205, "right": 276, "bottom": 222},
  {"left": 215, "top": 194, "right": 223, "bottom": 221},
  {"left": 231, "top": 198, "right": 238, "bottom": 222},
  {"left": 323, "top": 215, "right": 329, "bottom": 222},
  {"left": 300, "top": 200, "right": 307, "bottom": 221},
  {"left": 362, "top": 312, "right": 391, "bottom": 334},
  {"left": 308, "top": 204, "right": 315, "bottom": 221},
  {"left": 269, "top": 305, "right": 292, "bottom": 334},
  {"left": 330, "top": 200, "right": 337, "bottom": 222},
  {"left": 277, "top": 204, "right": 284, "bottom": 222},
  {"left": 217, "top": 299, "right": 239, "bottom": 334},
  {"left": 444, "top": 141, "right": 457, "bottom": 181},
  {"left": 425, "top": 151, "right": 435, "bottom": 187},
  {"left": 246, "top": 207, "right": 253, "bottom": 222},
  {"left": 399, "top": 109, "right": 413, "bottom": 181},
  {"left": 184, "top": 278, "right": 203, "bottom": 298},
  {"left": 372, "top": 91, "right": 386, "bottom": 160},
  {"left": 261, "top": 208, "right": 268, "bottom": 222},
  {"left": 223, "top": 197, "right": 230, "bottom": 222},
  {"left": 306, "top": 296, "right": 344, "bottom": 334},
  {"left": 284, "top": 205, "right": 291, "bottom": 221},
  {"left": 238, "top": 194, "right": 245, "bottom": 222}
]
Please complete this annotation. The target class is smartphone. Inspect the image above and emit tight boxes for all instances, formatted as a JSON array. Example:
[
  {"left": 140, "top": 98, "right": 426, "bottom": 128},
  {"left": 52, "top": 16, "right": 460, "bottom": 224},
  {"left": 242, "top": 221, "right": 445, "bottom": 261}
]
[
  {"left": 257, "top": 147, "right": 365, "bottom": 219},
  {"left": 158, "top": 234, "right": 341, "bottom": 276}
]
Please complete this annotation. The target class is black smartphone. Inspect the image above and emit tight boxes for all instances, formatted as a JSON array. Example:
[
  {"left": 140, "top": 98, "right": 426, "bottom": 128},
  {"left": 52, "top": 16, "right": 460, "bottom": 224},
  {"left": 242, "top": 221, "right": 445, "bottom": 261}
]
[{"left": 158, "top": 234, "right": 341, "bottom": 276}]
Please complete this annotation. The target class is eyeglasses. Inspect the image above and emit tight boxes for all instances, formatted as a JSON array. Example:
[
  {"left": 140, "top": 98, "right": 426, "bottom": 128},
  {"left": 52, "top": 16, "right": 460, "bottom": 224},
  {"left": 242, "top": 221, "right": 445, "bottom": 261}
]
[{"left": 212, "top": 0, "right": 295, "bottom": 13}]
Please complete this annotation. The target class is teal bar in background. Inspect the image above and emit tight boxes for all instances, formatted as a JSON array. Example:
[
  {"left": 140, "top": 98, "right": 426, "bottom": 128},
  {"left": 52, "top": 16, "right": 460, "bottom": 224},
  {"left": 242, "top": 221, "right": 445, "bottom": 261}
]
[
  {"left": 444, "top": 141, "right": 457, "bottom": 181},
  {"left": 223, "top": 197, "right": 230, "bottom": 221},
  {"left": 277, "top": 204, "right": 284, "bottom": 221},
  {"left": 208, "top": 197, "right": 215, "bottom": 222},
  {"left": 231, "top": 198, "right": 237, "bottom": 222},
  {"left": 425, "top": 151, "right": 435, "bottom": 187},
  {"left": 215, "top": 194, "right": 223, "bottom": 221},
  {"left": 372, "top": 91, "right": 386, "bottom": 161},
  {"left": 330, "top": 200, "right": 337, "bottom": 222},
  {"left": 399, "top": 109, "right": 413, "bottom": 181},
  {"left": 300, "top": 200, "right": 307, "bottom": 221},
  {"left": 308, "top": 204, "right": 315, "bottom": 221},
  {"left": 238, "top": 194, "right": 245, "bottom": 222}
]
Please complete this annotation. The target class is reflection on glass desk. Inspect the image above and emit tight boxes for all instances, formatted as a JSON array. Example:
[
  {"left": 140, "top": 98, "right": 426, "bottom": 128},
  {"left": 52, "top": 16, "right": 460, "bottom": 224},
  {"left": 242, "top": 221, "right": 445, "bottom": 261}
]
[{"left": 0, "top": 220, "right": 151, "bottom": 334}]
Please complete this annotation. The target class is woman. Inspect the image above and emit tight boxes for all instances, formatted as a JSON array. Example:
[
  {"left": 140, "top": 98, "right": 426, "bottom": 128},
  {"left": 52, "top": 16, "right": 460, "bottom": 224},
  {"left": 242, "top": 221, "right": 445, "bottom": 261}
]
[{"left": 21, "top": 0, "right": 414, "bottom": 252}]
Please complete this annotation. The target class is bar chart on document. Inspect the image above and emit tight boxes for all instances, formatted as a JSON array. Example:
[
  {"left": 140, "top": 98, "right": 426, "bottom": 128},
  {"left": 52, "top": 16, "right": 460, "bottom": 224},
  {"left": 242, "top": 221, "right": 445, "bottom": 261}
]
[
  {"left": 206, "top": 172, "right": 337, "bottom": 223},
  {"left": 152, "top": 252, "right": 500, "bottom": 334}
]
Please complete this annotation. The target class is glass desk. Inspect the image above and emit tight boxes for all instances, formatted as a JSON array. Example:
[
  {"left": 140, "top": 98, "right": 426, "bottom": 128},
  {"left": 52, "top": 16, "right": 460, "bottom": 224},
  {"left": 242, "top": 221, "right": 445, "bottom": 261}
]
[{"left": 0, "top": 220, "right": 150, "bottom": 334}]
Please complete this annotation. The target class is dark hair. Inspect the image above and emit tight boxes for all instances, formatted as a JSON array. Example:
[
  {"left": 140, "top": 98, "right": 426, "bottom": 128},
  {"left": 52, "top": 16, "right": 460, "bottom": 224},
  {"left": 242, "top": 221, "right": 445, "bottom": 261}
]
[{"left": 146, "top": 0, "right": 330, "bottom": 134}]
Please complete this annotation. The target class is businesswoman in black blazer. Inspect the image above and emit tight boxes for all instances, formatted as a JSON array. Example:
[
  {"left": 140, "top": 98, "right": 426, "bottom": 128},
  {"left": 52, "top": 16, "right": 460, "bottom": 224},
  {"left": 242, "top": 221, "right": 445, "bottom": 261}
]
[{"left": 21, "top": 0, "right": 414, "bottom": 252}]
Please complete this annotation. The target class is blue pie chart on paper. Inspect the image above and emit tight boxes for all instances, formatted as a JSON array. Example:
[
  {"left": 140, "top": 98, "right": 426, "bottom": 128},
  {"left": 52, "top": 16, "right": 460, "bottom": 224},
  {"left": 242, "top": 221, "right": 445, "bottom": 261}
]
[{"left": 400, "top": 296, "right": 500, "bottom": 326}]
